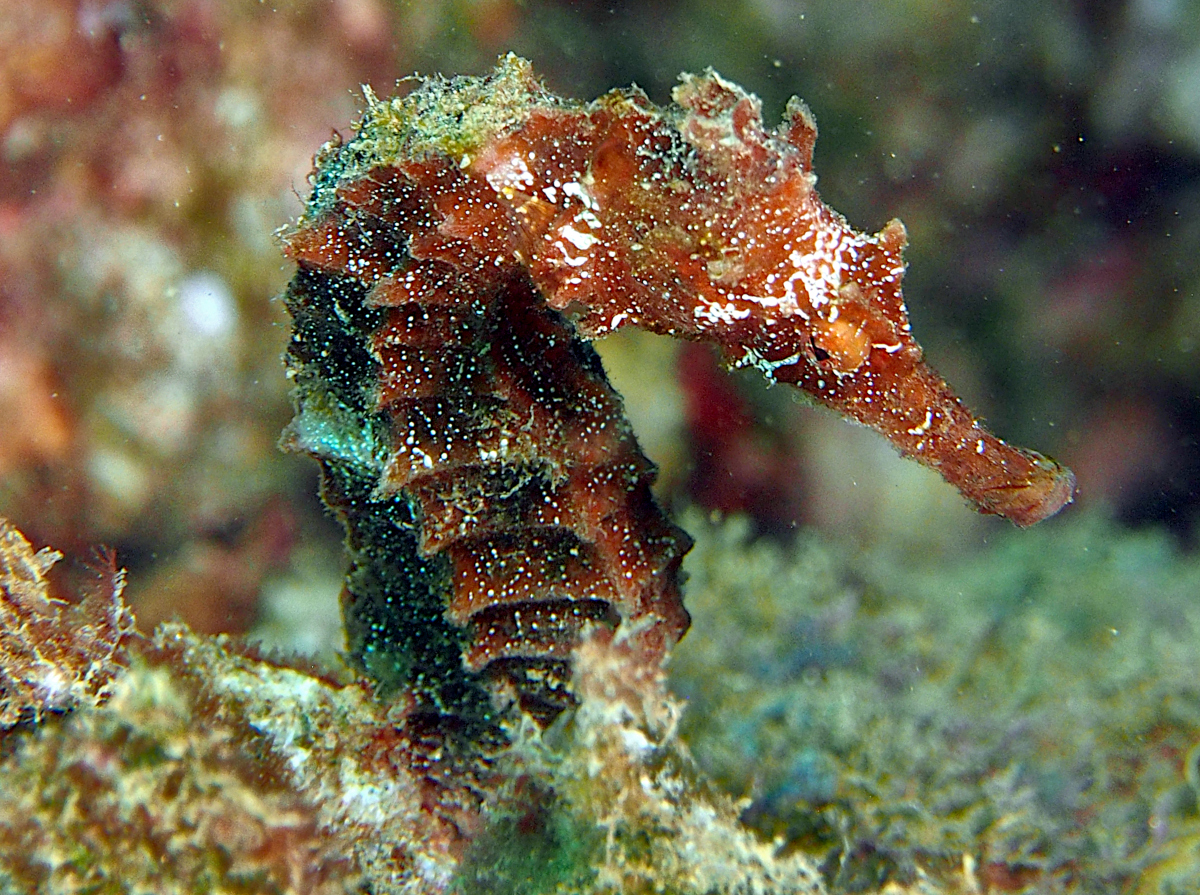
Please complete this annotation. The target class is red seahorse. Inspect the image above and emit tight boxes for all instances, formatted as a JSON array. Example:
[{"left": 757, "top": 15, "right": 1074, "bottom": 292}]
[{"left": 281, "top": 56, "right": 1074, "bottom": 736}]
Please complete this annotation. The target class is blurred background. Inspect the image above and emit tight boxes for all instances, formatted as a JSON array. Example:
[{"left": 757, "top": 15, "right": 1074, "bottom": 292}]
[{"left": 1, "top": 0, "right": 1197, "bottom": 642}]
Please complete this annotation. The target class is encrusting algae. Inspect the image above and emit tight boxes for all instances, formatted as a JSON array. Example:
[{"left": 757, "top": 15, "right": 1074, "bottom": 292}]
[{"left": 0, "top": 58, "right": 1124, "bottom": 895}]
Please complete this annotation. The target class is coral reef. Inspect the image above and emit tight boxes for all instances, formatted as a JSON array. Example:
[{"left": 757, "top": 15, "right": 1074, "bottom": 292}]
[
  {"left": 0, "top": 525, "right": 827, "bottom": 895},
  {"left": 4, "top": 511, "right": 1200, "bottom": 893},
  {"left": 0, "top": 619, "right": 448, "bottom": 895},
  {"left": 0, "top": 517, "right": 134, "bottom": 727},
  {"left": 672, "top": 509, "right": 1200, "bottom": 893}
]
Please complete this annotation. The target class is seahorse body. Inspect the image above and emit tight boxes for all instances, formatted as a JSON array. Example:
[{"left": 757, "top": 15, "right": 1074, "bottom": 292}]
[{"left": 281, "top": 56, "right": 1073, "bottom": 742}]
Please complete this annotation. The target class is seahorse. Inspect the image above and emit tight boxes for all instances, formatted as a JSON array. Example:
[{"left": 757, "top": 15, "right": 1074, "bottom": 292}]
[{"left": 280, "top": 55, "right": 1073, "bottom": 747}]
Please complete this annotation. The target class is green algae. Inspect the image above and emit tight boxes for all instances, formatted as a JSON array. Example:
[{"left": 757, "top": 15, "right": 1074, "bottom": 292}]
[
  {"left": 454, "top": 791, "right": 604, "bottom": 895},
  {"left": 670, "top": 508, "right": 1200, "bottom": 892}
]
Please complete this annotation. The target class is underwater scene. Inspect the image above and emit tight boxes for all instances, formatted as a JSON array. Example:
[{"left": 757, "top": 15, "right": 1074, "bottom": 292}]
[{"left": 1, "top": 2, "right": 1199, "bottom": 893}]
